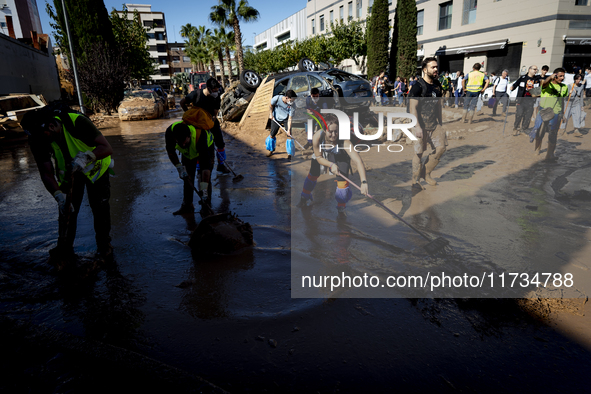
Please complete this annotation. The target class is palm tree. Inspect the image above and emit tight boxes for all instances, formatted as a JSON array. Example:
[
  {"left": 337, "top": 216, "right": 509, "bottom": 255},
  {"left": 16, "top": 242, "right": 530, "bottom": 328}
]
[
  {"left": 205, "top": 31, "right": 225, "bottom": 86},
  {"left": 209, "top": 0, "right": 260, "bottom": 75},
  {"left": 223, "top": 29, "right": 236, "bottom": 82}
]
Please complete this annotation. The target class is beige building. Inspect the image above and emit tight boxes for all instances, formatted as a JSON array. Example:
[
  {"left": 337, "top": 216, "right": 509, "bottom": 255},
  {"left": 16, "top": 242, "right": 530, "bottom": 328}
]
[
  {"left": 305, "top": 0, "right": 591, "bottom": 78},
  {"left": 117, "top": 4, "right": 171, "bottom": 88}
]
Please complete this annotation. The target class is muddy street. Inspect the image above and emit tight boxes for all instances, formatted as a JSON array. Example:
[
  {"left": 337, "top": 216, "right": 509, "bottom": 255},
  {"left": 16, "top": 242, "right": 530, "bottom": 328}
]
[{"left": 1, "top": 109, "right": 591, "bottom": 392}]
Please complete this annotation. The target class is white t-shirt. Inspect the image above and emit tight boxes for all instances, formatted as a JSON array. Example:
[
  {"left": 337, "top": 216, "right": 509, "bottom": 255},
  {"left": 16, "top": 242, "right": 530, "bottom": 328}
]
[
  {"left": 585, "top": 73, "right": 591, "bottom": 89},
  {"left": 457, "top": 77, "right": 464, "bottom": 92},
  {"left": 495, "top": 77, "right": 509, "bottom": 93}
]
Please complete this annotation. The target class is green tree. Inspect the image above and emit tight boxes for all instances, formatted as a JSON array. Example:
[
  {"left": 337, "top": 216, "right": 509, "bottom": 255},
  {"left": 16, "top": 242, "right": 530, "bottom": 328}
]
[
  {"left": 46, "top": 0, "right": 115, "bottom": 65},
  {"left": 366, "top": 0, "right": 390, "bottom": 79},
  {"left": 396, "top": 0, "right": 418, "bottom": 80},
  {"left": 223, "top": 29, "right": 236, "bottom": 81},
  {"left": 209, "top": 0, "right": 260, "bottom": 75},
  {"left": 210, "top": 28, "right": 227, "bottom": 87},
  {"left": 328, "top": 20, "right": 367, "bottom": 69},
  {"left": 388, "top": 2, "right": 399, "bottom": 81},
  {"left": 110, "top": 6, "right": 155, "bottom": 81}
]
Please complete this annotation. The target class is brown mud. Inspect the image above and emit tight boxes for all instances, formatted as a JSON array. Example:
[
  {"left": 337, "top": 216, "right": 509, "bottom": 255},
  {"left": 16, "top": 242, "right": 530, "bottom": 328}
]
[{"left": 1, "top": 106, "right": 591, "bottom": 391}]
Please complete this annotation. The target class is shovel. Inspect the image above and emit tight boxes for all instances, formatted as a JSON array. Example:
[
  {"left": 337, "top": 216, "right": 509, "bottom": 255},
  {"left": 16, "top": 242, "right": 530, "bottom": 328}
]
[
  {"left": 184, "top": 178, "right": 214, "bottom": 217},
  {"left": 338, "top": 173, "right": 452, "bottom": 255},
  {"left": 272, "top": 118, "right": 306, "bottom": 150},
  {"left": 215, "top": 150, "right": 243, "bottom": 182}
]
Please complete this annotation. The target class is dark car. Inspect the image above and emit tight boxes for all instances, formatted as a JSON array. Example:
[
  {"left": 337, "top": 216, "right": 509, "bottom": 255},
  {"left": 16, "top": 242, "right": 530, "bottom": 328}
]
[
  {"left": 218, "top": 59, "right": 372, "bottom": 123},
  {"left": 141, "top": 85, "right": 169, "bottom": 109}
]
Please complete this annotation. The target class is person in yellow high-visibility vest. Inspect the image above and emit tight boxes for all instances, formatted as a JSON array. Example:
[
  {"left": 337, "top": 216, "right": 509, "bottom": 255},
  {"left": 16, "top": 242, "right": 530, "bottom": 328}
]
[
  {"left": 165, "top": 107, "right": 215, "bottom": 215},
  {"left": 21, "top": 108, "right": 114, "bottom": 260},
  {"left": 462, "top": 63, "right": 489, "bottom": 124}
]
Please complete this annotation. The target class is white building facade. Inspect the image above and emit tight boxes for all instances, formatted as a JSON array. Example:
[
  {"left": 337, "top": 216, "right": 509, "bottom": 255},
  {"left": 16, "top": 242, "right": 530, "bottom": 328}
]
[
  {"left": 254, "top": 8, "right": 308, "bottom": 51},
  {"left": 119, "top": 3, "right": 171, "bottom": 88}
]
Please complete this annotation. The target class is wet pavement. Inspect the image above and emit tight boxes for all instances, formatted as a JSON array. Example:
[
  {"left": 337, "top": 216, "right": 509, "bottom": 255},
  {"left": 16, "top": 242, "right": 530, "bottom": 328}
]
[{"left": 1, "top": 112, "right": 591, "bottom": 392}]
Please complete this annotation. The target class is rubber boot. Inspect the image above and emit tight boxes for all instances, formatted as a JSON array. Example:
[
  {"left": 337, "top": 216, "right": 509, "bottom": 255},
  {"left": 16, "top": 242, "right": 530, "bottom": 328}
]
[
  {"left": 544, "top": 142, "right": 557, "bottom": 162},
  {"left": 173, "top": 203, "right": 194, "bottom": 215},
  {"left": 461, "top": 110, "right": 468, "bottom": 123},
  {"left": 411, "top": 155, "right": 422, "bottom": 184},
  {"left": 468, "top": 111, "right": 475, "bottom": 125},
  {"left": 423, "top": 157, "right": 440, "bottom": 186}
]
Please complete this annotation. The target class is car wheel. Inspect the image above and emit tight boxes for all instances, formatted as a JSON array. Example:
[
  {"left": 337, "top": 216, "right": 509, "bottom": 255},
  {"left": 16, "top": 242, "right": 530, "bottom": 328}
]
[
  {"left": 240, "top": 70, "right": 262, "bottom": 91},
  {"left": 298, "top": 57, "right": 316, "bottom": 72}
]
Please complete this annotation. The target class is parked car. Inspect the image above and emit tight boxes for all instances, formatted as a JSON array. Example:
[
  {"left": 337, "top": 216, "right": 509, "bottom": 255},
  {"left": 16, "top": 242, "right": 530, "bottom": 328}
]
[
  {"left": 141, "top": 85, "right": 169, "bottom": 109},
  {"left": 118, "top": 90, "right": 164, "bottom": 121}
]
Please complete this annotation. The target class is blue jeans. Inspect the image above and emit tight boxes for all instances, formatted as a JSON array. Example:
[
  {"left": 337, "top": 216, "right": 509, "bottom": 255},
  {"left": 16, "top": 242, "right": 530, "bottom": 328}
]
[
  {"left": 454, "top": 90, "right": 461, "bottom": 106},
  {"left": 396, "top": 91, "right": 403, "bottom": 106},
  {"left": 532, "top": 111, "right": 561, "bottom": 144},
  {"left": 465, "top": 91, "right": 480, "bottom": 111}
]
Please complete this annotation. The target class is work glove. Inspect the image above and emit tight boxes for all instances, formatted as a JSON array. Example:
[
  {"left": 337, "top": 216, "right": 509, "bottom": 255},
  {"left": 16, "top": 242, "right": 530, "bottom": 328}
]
[
  {"left": 72, "top": 151, "right": 96, "bottom": 173},
  {"left": 175, "top": 163, "right": 189, "bottom": 180},
  {"left": 53, "top": 190, "right": 74, "bottom": 215},
  {"left": 217, "top": 148, "right": 226, "bottom": 164}
]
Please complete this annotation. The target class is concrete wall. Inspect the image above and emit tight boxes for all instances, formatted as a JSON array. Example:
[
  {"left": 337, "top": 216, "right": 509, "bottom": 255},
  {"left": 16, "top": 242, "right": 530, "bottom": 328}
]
[{"left": 0, "top": 33, "right": 61, "bottom": 101}]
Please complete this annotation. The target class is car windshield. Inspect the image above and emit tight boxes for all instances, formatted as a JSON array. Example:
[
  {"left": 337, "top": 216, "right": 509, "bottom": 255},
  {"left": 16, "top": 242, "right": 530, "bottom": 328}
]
[
  {"left": 129, "top": 91, "right": 154, "bottom": 100},
  {"left": 324, "top": 71, "right": 363, "bottom": 82},
  {"left": 192, "top": 73, "right": 209, "bottom": 85}
]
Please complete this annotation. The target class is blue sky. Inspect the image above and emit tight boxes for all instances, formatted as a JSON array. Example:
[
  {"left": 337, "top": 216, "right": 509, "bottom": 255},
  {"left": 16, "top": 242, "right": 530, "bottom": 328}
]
[{"left": 39, "top": 0, "right": 306, "bottom": 46}]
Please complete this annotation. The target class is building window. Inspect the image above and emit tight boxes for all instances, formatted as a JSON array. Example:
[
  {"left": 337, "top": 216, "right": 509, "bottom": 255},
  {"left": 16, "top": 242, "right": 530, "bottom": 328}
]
[
  {"left": 277, "top": 31, "right": 291, "bottom": 42},
  {"left": 330, "top": 10, "right": 334, "bottom": 25},
  {"left": 417, "top": 10, "right": 424, "bottom": 35},
  {"left": 320, "top": 15, "right": 324, "bottom": 31},
  {"left": 143, "top": 21, "right": 154, "bottom": 28},
  {"left": 183, "top": 56, "right": 190, "bottom": 62},
  {"left": 312, "top": 19, "right": 315, "bottom": 34},
  {"left": 462, "top": 0, "right": 477, "bottom": 25},
  {"left": 340, "top": 6, "right": 344, "bottom": 21},
  {"left": 356, "top": 0, "right": 362, "bottom": 18},
  {"left": 172, "top": 56, "right": 180, "bottom": 62},
  {"left": 369, "top": 0, "right": 373, "bottom": 13},
  {"left": 348, "top": 2, "right": 353, "bottom": 20},
  {"left": 569, "top": 20, "right": 591, "bottom": 29},
  {"left": 575, "top": 0, "right": 587, "bottom": 5},
  {"left": 439, "top": 1, "right": 453, "bottom": 31},
  {"left": 147, "top": 33, "right": 155, "bottom": 39},
  {"left": 184, "top": 68, "right": 192, "bottom": 72}
]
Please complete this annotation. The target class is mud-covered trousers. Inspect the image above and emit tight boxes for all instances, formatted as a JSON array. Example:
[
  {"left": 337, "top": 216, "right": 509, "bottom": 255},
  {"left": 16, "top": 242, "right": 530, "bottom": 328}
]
[
  {"left": 181, "top": 146, "right": 215, "bottom": 206},
  {"left": 59, "top": 172, "right": 111, "bottom": 249}
]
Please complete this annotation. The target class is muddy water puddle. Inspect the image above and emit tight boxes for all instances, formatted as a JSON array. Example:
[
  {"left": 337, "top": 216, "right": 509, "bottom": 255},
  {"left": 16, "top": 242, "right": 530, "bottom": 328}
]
[{"left": 2, "top": 115, "right": 591, "bottom": 391}]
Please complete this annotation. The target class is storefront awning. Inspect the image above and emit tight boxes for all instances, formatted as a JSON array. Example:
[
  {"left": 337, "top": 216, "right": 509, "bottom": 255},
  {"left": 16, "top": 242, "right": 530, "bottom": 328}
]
[
  {"left": 564, "top": 37, "right": 591, "bottom": 46},
  {"left": 435, "top": 40, "right": 508, "bottom": 56}
]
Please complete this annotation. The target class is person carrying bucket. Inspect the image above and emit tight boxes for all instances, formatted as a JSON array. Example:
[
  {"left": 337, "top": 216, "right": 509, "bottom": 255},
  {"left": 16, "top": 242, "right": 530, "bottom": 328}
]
[{"left": 266, "top": 90, "right": 297, "bottom": 161}]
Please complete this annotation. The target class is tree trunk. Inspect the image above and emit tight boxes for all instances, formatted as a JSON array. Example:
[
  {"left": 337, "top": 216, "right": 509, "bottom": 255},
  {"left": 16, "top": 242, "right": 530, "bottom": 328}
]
[
  {"left": 233, "top": 19, "right": 244, "bottom": 74},
  {"left": 217, "top": 50, "right": 226, "bottom": 89},
  {"left": 210, "top": 59, "right": 217, "bottom": 79},
  {"left": 225, "top": 46, "right": 234, "bottom": 82}
]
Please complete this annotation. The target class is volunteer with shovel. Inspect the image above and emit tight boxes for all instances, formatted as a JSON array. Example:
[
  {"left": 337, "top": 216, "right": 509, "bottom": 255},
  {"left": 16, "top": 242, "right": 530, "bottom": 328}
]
[
  {"left": 21, "top": 108, "right": 114, "bottom": 260},
  {"left": 166, "top": 107, "right": 215, "bottom": 215},
  {"left": 266, "top": 90, "right": 297, "bottom": 160}
]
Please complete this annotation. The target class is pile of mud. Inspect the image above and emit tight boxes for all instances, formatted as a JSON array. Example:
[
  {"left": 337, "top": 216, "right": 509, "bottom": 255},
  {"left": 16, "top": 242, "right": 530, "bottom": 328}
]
[{"left": 188, "top": 213, "right": 253, "bottom": 255}]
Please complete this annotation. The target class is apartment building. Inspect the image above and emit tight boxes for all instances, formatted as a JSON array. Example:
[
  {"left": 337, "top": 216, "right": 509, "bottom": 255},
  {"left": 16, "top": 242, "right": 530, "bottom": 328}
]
[
  {"left": 168, "top": 42, "right": 193, "bottom": 74},
  {"left": 305, "top": 0, "right": 591, "bottom": 77},
  {"left": 118, "top": 3, "right": 171, "bottom": 88},
  {"left": 254, "top": 8, "right": 307, "bottom": 51},
  {"left": 0, "top": 0, "right": 43, "bottom": 39}
]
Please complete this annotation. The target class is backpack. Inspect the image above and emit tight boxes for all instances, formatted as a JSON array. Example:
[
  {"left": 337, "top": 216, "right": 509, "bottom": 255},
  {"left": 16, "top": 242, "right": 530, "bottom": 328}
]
[{"left": 406, "top": 78, "right": 442, "bottom": 112}]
